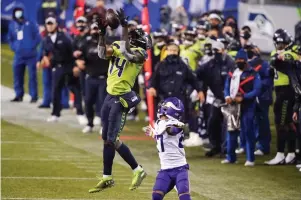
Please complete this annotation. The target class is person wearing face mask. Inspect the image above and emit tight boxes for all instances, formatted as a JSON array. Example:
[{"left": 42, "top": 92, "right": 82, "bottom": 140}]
[
  {"left": 190, "top": 41, "right": 235, "bottom": 156},
  {"left": 244, "top": 45, "right": 273, "bottom": 156},
  {"left": 72, "top": 16, "right": 90, "bottom": 102},
  {"left": 170, "top": 23, "right": 184, "bottom": 46},
  {"left": 195, "top": 20, "right": 209, "bottom": 53},
  {"left": 223, "top": 50, "right": 261, "bottom": 166},
  {"left": 180, "top": 27, "right": 203, "bottom": 71},
  {"left": 148, "top": 43, "right": 205, "bottom": 124},
  {"left": 8, "top": 4, "right": 41, "bottom": 103},
  {"left": 152, "top": 29, "right": 169, "bottom": 67},
  {"left": 223, "top": 25, "right": 240, "bottom": 59},
  {"left": 39, "top": 16, "right": 85, "bottom": 124},
  {"left": 240, "top": 26, "right": 252, "bottom": 48},
  {"left": 265, "top": 29, "right": 300, "bottom": 165},
  {"left": 76, "top": 23, "right": 109, "bottom": 134}
]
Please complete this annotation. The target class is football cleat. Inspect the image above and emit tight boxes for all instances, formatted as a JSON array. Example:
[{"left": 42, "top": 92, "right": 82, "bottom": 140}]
[
  {"left": 129, "top": 167, "right": 147, "bottom": 191},
  {"left": 285, "top": 153, "right": 296, "bottom": 164},
  {"left": 264, "top": 152, "right": 285, "bottom": 165},
  {"left": 82, "top": 126, "right": 93, "bottom": 134},
  {"left": 88, "top": 176, "right": 115, "bottom": 193}
]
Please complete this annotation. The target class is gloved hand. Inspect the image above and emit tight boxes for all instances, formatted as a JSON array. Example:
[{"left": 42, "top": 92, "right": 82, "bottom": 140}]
[
  {"left": 143, "top": 125, "right": 155, "bottom": 138},
  {"left": 96, "top": 18, "right": 107, "bottom": 35},
  {"left": 116, "top": 8, "right": 128, "bottom": 27}
]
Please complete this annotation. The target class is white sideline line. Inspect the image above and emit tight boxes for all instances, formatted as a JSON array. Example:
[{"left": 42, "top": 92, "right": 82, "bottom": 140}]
[
  {"left": 2, "top": 198, "right": 93, "bottom": 200},
  {"left": 1, "top": 158, "right": 96, "bottom": 162},
  {"left": 2, "top": 176, "right": 95, "bottom": 180},
  {"left": 1, "top": 141, "right": 55, "bottom": 144},
  {"left": 1, "top": 176, "right": 138, "bottom": 182}
]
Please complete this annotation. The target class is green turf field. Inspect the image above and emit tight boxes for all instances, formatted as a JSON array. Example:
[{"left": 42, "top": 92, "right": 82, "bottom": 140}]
[{"left": 1, "top": 44, "right": 301, "bottom": 200}]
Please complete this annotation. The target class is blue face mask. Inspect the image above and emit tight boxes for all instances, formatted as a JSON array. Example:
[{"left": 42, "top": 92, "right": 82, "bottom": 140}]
[{"left": 14, "top": 10, "right": 23, "bottom": 19}]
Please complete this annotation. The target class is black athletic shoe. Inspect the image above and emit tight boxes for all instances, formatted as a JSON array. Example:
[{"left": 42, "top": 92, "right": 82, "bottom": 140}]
[
  {"left": 38, "top": 104, "right": 51, "bottom": 108},
  {"left": 10, "top": 96, "right": 23, "bottom": 102},
  {"left": 30, "top": 98, "right": 38, "bottom": 103},
  {"left": 205, "top": 148, "right": 221, "bottom": 157}
]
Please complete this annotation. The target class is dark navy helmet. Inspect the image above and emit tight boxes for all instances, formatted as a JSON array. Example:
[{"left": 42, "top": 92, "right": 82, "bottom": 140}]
[
  {"left": 129, "top": 28, "right": 152, "bottom": 50},
  {"left": 157, "top": 97, "right": 184, "bottom": 120}
]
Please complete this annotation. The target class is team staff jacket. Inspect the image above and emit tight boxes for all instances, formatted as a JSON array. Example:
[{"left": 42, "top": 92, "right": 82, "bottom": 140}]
[
  {"left": 248, "top": 57, "right": 273, "bottom": 103},
  {"left": 224, "top": 67, "right": 262, "bottom": 107},
  {"left": 149, "top": 55, "right": 202, "bottom": 98},
  {"left": 80, "top": 35, "right": 109, "bottom": 77},
  {"left": 42, "top": 31, "right": 74, "bottom": 71},
  {"left": 196, "top": 54, "right": 235, "bottom": 101}
]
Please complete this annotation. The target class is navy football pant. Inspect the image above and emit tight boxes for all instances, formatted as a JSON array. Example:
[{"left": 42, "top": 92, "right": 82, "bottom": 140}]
[{"left": 13, "top": 56, "right": 37, "bottom": 99}]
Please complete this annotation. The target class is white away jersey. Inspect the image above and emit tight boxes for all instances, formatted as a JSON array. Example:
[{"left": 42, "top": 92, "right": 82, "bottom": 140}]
[{"left": 154, "top": 119, "right": 187, "bottom": 170}]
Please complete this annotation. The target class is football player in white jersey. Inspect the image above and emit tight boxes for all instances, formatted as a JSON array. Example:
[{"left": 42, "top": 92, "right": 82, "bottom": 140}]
[{"left": 145, "top": 97, "right": 191, "bottom": 200}]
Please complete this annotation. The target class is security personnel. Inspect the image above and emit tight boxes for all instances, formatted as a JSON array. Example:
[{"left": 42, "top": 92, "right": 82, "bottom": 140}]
[
  {"left": 245, "top": 45, "right": 273, "bottom": 155},
  {"left": 265, "top": 29, "right": 299, "bottom": 165},
  {"left": 223, "top": 50, "right": 261, "bottom": 166},
  {"left": 8, "top": 4, "right": 40, "bottom": 102},
  {"left": 148, "top": 42, "right": 205, "bottom": 121},
  {"left": 41, "top": 16, "right": 85, "bottom": 124},
  {"left": 77, "top": 23, "right": 109, "bottom": 133},
  {"left": 194, "top": 41, "right": 235, "bottom": 157}
]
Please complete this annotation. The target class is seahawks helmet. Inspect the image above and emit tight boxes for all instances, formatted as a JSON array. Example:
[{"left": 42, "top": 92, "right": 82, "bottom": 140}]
[
  {"left": 129, "top": 28, "right": 152, "bottom": 50},
  {"left": 273, "top": 29, "right": 292, "bottom": 50}
]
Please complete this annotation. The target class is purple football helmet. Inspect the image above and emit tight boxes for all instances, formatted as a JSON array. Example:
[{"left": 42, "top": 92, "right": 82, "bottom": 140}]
[{"left": 157, "top": 97, "right": 184, "bottom": 120}]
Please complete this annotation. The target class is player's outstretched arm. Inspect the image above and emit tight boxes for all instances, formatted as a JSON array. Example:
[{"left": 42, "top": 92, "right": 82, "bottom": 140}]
[
  {"left": 96, "top": 20, "right": 113, "bottom": 59},
  {"left": 117, "top": 8, "right": 146, "bottom": 64}
]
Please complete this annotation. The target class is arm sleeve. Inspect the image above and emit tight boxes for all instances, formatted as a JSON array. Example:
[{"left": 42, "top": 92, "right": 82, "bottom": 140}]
[
  {"left": 244, "top": 73, "right": 262, "bottom": 100},
  {"left": 259, "top": 62, "right": 272, "bottom": 92},
  {"left": 37, "top": 39, "right": 44, "bottom": 62},
  {"left": 195, "top": 63, "right": 207, "bottom": 92},
  {"left": 7, "top": 23, "right": 16, "bottom": 52},
  {"left": 167, "top": 127, "right": 183, "bottom": 136},
  {"left": 293, "top": 94, "right": 301, "bottom": 112}
]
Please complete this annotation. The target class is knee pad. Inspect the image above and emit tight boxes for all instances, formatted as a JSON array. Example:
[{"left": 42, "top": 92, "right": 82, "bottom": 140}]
[
  {"left": 114, "top": 139, "right": 122, "bottom": 149},
  {"left": 152, "top": 192, "right": 163, "bottom": 200}
]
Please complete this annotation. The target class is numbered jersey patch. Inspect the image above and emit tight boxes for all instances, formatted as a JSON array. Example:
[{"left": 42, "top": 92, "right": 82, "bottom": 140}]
[
  {"left": 154, "top": 119, "right": 187, "bottom": 170},
  {"left": 107, "top": 41, "right": 145, "bottom": 95}
]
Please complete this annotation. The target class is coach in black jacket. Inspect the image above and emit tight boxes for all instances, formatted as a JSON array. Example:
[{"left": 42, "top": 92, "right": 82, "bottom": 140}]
[
  {"left": 148, "top": 42, "right": 205, "bottom": 121},
  {"left": 196, "top": 41, "right": 235, "bottom": 157}
]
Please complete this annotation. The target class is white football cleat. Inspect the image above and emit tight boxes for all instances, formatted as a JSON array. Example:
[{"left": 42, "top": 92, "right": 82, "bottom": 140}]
[
  {"left": 93, "top": 116, "right": 101, "bottom": 125},
  {"left": 299, "top": 168, "right": 301, "bottom": 172},
  {"left": 46, "top": 115, "right": 59, "bottom": 122},
  {"left": 244, "top": 161, "right": 255, "bottom": 167},
  {"left": 264, "top": 152, "right": 285, "bottom": 165},
  {"left": 235, "top": 148, "right": 245, "bottom": 154},
  {"left": 296, "top": 164, "right": 301, "bottom": 169},
  {"left": 285, "top": 153, "right": 296, "bottom": 164},
  {"left": 82, "top": 126, "right": 93, "bottom": 134},
  {"left": 254, "top": 149, "right": 264, "bottom": 156},
  {"left": 77, "top": 115, "right": 87, "bottom": 125}
]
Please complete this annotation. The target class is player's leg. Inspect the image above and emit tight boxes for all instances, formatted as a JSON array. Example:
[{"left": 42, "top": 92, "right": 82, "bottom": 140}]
[
  {"left": 89, "top": 95, "right": 115, "bottom": 193},
  {"left": 152, "top": 171, "right": 173, "bottom": 200},
  {"left": 175, "top": 167, "right": 191, "bottom": 200},
  {"left": 224, "top": 130, "right": 239, "bottom": 163},
  {"left": 242, "top": 107, "right": 256, "bottom": 165},
  {"left": 108, "top": 100, "right": 146, "bottom": 190}
]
